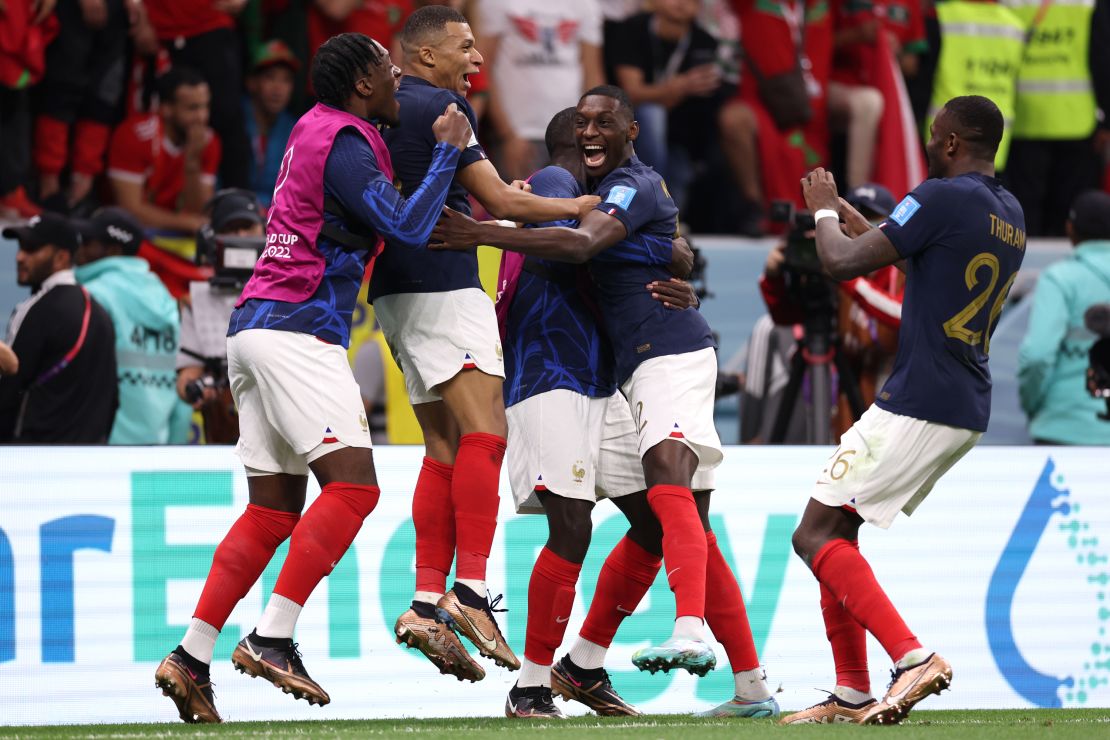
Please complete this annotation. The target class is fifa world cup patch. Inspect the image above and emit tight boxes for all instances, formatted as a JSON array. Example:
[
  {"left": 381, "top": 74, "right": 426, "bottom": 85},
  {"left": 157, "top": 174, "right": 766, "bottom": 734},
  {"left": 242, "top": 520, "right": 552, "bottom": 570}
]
[
  {"left": 889, "top": 195, "right": 921, "bottom": 226},
  {"left": 604, "top": 185, "right": 637, "bottom": 210}
]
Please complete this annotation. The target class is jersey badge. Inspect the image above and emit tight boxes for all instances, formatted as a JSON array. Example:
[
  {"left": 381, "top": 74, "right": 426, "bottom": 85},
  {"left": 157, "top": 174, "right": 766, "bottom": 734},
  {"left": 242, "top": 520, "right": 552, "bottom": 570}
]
[
  {"left": 890, "top": 195, "right": 921, "bottom": 226},
  {"left": 605, "top": 185, "right": 638, "bottom": 210}
]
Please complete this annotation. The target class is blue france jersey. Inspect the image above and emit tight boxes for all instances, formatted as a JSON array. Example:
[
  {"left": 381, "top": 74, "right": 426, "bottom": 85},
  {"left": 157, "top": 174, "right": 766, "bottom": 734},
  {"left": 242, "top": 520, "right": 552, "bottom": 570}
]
[
  {"left": 229, "top": 129, "right": 459, "bottom": 346},
  {"left": 587, "top": 156, "right": 716, "bottom": 384},
  {"left": 370, "top": 76, "right": 487, "bottom": 300},
  {"left": 877, "top": 172, "right": 1025, "bottom": 431}
]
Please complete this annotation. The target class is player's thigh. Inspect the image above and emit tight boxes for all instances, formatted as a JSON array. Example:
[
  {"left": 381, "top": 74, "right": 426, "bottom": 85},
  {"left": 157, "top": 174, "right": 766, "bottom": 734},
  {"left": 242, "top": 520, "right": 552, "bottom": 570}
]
[
  {"left": 596, "top": 391, "right": 647, "bottom": 498},
  {"left": 438, "top": 367, "right": 507, "bottom": 437},
  {"left": 505, "top": 389, "right": 606, "bottom": 515},
  {"left": 621, "top": 347, "right": 724, "bottom": 472},
  {"left": 810, "top": 405, "right": 981, "bottom": 529}
]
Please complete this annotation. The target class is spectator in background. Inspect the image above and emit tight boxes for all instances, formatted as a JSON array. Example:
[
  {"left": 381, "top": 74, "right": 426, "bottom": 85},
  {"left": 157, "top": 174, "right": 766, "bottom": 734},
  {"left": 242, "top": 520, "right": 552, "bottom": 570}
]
[
  {"left": 481, "top": 0, "right": 604, "bottom": 180},
  {"left": 309, "top": 0, "right": 413, "bottom": 59},
  {"left": 1018, "top": 190, "right": 1110, "bottom": 445},
  {"left": 0, "top": 214, "right": 118, "bottom": 443},
  {"left": 245, "top": 40, "right": 299, "bottom": 208},
  {"left": 722, "top": 0, "right": 833, "bottom": 226},
  {"left": 144, "top": 0, "right": 250, "bottom": 189},
  {"left": 0, "top": 0, "right": 55, "bottom": 219},
  {"left": 607, "top": 0, "right": 731, "bottom": 213},
  {"left": 108, "top": 66, "right": 221, "bottom": 234},
  {"left": 1003, "top": 0, "right": 1110, "bottom": 236},
  {"left": 927, "top": 0, "right": 1023, "bottom": 170},
  {"left": 176, "top": 188, "right": 265, "bottom": 444},
  {"left": 74, "top": 206, "right": 190, "bottom": 444},
  {"left": 33, "top": 0, "right": 135, "bottom": 212}
]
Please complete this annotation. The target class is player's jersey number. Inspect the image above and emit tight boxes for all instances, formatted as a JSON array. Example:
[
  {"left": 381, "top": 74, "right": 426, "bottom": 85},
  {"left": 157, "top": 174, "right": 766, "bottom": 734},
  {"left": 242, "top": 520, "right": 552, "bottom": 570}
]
[{"left": 941, "top": 252, "right": 1016, "bottom": 355}]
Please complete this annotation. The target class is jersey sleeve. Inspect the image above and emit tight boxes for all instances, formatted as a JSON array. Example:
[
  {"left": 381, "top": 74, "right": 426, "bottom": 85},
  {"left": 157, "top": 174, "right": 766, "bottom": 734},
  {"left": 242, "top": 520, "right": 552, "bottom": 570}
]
[
  {"left": 878, "top": 179, "right": 952, "bottom": 259},
  {"left": 594, "top": 170, "right": 654, "bottom": 237},
  {"left": 428, "top": 89, "right": 487, "bottom": 170},
  {"left": 325, "top": 128, "right": 460, "bottom": 249},
  {"left": 107, "top": 118, "right": 151, "bottom": 183}
]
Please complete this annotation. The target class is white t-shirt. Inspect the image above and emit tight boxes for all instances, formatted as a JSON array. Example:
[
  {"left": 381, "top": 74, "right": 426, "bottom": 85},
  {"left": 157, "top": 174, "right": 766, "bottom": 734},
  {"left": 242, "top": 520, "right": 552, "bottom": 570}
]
[{"left": 481, "top": 0, "right": 603, "bottom": 140}]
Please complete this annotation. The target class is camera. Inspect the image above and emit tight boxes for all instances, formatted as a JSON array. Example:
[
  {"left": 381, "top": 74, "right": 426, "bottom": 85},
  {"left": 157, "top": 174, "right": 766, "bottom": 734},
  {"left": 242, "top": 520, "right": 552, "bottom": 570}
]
[
  {"left": 769, "top": 200, "right": 823, "bottom": 275},
  {"left": 1084, "top": 303, "right": 1110, "bottom": 420},
  {"left": 196, "top": 225, "right": 265, "bottom": 289},
  {"left": 183, "top": 374, "right": 217, "bottom": 405}
]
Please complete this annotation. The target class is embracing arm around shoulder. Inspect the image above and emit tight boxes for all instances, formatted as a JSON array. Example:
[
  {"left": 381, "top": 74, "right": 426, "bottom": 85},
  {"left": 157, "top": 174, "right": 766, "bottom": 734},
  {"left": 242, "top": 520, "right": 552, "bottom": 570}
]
[
  {"left": 457, "top": 159, "right": 596, "bottom": 223},
  {"left": 431, "top": 207, "right": 627, "bottom": 263}
]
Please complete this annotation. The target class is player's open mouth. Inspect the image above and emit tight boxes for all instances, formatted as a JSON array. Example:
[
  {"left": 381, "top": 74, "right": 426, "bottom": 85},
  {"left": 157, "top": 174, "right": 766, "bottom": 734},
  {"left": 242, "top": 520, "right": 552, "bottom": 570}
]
[
  {"left": 462, "top": 73, "right": 471, "bottom": 90},
  {"left": 583, "top": 144, "right": 606, "bottom": 168}
]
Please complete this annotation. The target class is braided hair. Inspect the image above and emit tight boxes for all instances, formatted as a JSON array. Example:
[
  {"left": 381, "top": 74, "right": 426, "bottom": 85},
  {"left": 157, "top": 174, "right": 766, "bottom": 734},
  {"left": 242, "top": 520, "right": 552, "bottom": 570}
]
[{"left": 311, "top": 33, "right": 385, "bottom": 109}]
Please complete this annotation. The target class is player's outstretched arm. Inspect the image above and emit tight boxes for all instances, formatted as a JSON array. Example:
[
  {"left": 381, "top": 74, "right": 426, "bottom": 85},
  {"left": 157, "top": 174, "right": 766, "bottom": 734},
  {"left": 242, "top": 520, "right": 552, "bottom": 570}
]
[
  {"left": 430, "top": 207, "right": 626, "bottom": 263},
  {"left": 457, "top": 159, "right": 600, "bottom": 223},
  {"left": 802, "top": 167, "right": 901, "bottom": 281}
]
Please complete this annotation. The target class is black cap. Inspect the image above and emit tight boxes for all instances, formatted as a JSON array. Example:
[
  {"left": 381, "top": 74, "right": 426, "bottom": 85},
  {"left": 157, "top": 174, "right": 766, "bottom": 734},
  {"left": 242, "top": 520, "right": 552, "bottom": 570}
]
[
  {"left": 1068, "top": 190, "right": 1110, "bottom": 242},
  {"left": 1, "top": 212, "right": 81, "bottom": 252},
  {"left": 74, "top": 207, "right": 145, "bottom": 255},
  {"left": 845, "top": 183, "right": 897, "bottom": 219},
  {"left": 208, "top": 189, "right": 264, "bottom": 234}
]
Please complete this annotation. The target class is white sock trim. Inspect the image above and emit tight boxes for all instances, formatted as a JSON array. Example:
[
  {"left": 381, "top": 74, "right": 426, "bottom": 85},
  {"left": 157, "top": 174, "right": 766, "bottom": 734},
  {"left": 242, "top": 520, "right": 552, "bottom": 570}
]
[
  {"left": 834, "top": 685, "right": 874, "bottom": 704},
  {"left": 456, "top": 579, "right": 486, "bottom": 599},
  {"left": 256, "top": 593, "right": 302, "bottom": 639},
  {"left": 414, "top": 591, "right": 443, "bottom": 605},
  {"left": 734, "top": 667, "right": 772, "bottom": 702},
  {"left": 896, "top": 647, "right": 931, "bottom": 669},
  {"left": 567, "top": 638, "right": 607, "bottom": 671},
  {"left": 180, "top": 618, "right": 219, "bottom": 666},
  {"left": 518, "top": 658, "right": 552, "bottom": 688},
  {"left": 671, "top": 615, "right": 705, "bottom": 641}
]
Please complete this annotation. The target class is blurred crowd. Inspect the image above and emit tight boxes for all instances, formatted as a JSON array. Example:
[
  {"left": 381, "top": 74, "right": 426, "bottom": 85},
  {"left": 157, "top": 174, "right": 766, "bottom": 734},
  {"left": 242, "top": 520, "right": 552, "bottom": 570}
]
[{"left": 1, "top": 0, "right": 1110, "bottom": 446}]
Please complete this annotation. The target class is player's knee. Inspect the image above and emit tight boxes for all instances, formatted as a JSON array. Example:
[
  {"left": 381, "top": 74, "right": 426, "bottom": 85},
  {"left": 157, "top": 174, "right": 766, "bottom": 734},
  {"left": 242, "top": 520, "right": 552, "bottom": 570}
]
[{"left": 791, "top": 526, "right": 820, "bottom": 565}]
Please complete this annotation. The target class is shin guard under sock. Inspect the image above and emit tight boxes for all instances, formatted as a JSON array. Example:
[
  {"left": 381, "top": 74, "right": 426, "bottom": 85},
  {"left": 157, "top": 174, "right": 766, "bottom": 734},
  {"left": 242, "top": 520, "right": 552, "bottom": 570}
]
[
  {"left": 524, "top": 547, "right": 582, "bottom": 666},
  {"left": 451, "top": 433, "right": 505, "bottom": 581},
  {"left": 579, "top": 536, "right": 662, "bottom": 647},
  {"left": 413, "top": 457, "right": 456, "bottom": 595},
  {"left": 647, "top": 484, "right": 707, "bottom": 620},
  {"left": 704, "top": 531, "right": 760, "bottom": 671}
]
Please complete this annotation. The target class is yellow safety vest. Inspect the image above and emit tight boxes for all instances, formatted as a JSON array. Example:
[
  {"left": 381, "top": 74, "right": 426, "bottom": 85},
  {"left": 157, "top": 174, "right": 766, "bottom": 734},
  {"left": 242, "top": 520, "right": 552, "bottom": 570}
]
[
  {"left": 1005, "top": 0, "right": 1096, "bottom": 139},
  {"left": 929, "top": 1, "right": 1027, "bottom": 168}
]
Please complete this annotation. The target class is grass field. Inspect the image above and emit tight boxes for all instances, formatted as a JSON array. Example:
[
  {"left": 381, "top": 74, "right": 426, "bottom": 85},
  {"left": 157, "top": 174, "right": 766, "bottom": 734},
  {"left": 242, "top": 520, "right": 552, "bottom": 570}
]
[{"left": 3, "top": 710, "right": 1108, "bottom": 739}]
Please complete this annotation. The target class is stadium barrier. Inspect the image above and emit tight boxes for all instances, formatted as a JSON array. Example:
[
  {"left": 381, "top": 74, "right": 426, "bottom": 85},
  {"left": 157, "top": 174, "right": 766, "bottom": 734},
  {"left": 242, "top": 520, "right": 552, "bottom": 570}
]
[{"left": 0, "top": 445, "right": 1106, "bottom": 724}]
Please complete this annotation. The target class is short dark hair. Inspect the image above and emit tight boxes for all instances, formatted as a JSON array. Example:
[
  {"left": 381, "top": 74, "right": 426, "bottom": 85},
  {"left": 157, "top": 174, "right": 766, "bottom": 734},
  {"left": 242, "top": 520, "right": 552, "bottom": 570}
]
[
  {"left": 157, "top": 66, "right": 207, "bottom": 104},
  {"left": 944, "top": 95, "right": 1004, "bottom": 161},
  {"left": 311, "top": 33, "right": 386, "bottom": 108},
  {"left": 580, "top": 85, "right": 634, "bottom": 122},
  {"left": 544, "top": 107, "right": 578, "bottom": 157},
  {"left": 400, "top": 5, "right": 467, "bottom": 51}
]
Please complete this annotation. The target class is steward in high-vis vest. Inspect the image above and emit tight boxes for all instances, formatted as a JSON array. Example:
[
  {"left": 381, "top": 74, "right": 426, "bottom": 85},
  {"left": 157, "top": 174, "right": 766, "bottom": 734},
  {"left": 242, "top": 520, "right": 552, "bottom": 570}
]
[
  {"left": 1002, "top": 0, "right": 1110, "bottom": 236},
  {"left": 927, "top": 0, "right": 1026, "bottom": 169}
]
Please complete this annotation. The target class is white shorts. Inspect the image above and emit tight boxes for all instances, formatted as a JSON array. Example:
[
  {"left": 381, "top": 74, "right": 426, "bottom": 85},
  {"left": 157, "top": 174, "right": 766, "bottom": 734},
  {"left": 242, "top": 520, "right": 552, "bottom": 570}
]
[
  {"left": 620, "top": 346, "right": 724, "bottom": 471},
  {"left": 506, "top": 390, "right": 714, "bottom": 514},
  {"left": 228, "top": 329, "right": 371, "bottom": 476},
  {"left": 374, "top": 288, "right": 504, "bottom": 405},
  {"left": 810, "top": 405, "right": 981, "bottom": 529}
]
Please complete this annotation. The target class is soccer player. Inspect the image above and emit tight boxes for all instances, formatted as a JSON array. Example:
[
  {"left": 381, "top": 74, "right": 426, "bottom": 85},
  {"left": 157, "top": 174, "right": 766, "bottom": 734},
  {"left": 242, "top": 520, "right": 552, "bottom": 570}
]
[
  {"left": 153, "top": 33, "right": 474, "bottom": 724},
  {"left": 431, "top": 87, "right": 777, "bottom": 715},
  {"left": 782, "top": 95, "right": 1024, "bottom": 725},
  {"left": 378, "top": 5, "right": 599, "bottom": 680},
  {"left": 497, "top": 106, "right": 698, "bottom": 718}
]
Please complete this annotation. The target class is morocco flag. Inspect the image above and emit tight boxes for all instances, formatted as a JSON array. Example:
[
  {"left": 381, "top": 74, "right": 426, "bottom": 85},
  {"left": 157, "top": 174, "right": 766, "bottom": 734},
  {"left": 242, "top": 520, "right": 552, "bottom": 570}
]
[{"left": 870, "top": 31, "right": 926, "bottom": 198}]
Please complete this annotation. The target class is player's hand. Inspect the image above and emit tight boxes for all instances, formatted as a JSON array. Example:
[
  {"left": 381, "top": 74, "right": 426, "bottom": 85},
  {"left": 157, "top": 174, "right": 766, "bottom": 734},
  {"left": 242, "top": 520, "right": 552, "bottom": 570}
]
[
  {"left": 184, "top": 123, "right": 208, "bottom": 159},
  {"left": 647, "top": 278, "right": 699, "bottom": 310},
  {"left": 801, "top": 167, "right": 840, "bottom": 213},
  {"left": 837, "top": 196, "right": 875, "bottom": 238},
  {"left": 509, "top": 179, "right": 532, "bottom": 192},
  {"left": 573, "top": 195, "right": 601, "bottom": 221},
  {"left": 79, "top": 0, "right": 108, "bottom": 28},
  {"left": 433, "top": 103, "right": 474, "bottom": 152},
  {"left": 669, "top": 235, "right": 694, "bottom": 278},
  {"left": 429, "top": 206, "right": 481, "bottom": 250}
]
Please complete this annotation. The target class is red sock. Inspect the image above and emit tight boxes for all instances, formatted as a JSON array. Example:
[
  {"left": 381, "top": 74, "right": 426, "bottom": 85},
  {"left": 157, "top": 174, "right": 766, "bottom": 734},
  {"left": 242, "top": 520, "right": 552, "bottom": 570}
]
[
  {"left": 647, "top": 484, "right": 707, "bottom": 620},
  {"left": 33, "top": 115, "right": 69, "bottom": 175},
  {"left": 451, "top": 433, "right": 505, "bottom": 581},
  {"left": 524, "top": 547, "right": 582, "bottom": 665},
  {"left": 413, "top": 457, "right": 455, "bottom": 594},
  {"left": 72, "top": 120, "right": 111, "bottom": 176},
  {"left": 193, "top": 504, "right": 299, "bottom": 629},
  {"left": 812, "top": 539, "right": 921, "bottom": 663},
  {"left": 704, "top": 531, "right": 760, "bottom": 672},
  {"left": 274, "top": 482, "right": 380, "bottom": 605},
  {"left": 821, "top": 585, "right": 870, "bottom": 691},
  {"left": 580, "top": 536, "right": 661, "bottom": 647}
]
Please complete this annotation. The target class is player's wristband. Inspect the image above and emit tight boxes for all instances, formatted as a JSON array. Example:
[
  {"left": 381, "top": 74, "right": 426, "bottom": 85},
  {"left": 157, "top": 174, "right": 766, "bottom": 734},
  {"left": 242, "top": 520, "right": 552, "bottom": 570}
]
[{"left": 814, "top": 209, "right": 839, "bottom": 224}]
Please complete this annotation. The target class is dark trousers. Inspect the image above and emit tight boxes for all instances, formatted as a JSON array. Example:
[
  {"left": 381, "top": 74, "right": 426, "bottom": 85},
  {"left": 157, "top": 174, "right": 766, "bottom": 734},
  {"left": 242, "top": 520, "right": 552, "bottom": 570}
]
[
  {"left": 1005, "top": 137, "right": 1102, "bottom": 237},
  {"left": 164, "top": 27, "right": 249, "bottom": 189},
  {"left": 0, "top": 87, "right": 31, "bottom": 195}
]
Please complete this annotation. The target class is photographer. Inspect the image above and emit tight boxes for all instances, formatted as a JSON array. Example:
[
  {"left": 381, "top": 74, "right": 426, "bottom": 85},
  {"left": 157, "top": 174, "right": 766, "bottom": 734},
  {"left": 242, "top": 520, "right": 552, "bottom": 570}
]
[
  {"left": 1018, "top": 190, "right": 1110, "bottom": 444},
  {"left": 755, "top": 184, "right": 904, "bottom": 440},
  {"left": 176, "top": 188, "right": 265, "bottom": 443}
]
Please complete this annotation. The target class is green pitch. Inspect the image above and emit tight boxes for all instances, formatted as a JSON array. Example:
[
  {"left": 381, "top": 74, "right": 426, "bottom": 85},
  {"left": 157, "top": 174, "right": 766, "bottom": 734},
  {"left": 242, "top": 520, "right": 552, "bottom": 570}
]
[{"left": 1, "top": 710, "right": 1108, "bottom": 739}]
